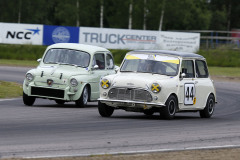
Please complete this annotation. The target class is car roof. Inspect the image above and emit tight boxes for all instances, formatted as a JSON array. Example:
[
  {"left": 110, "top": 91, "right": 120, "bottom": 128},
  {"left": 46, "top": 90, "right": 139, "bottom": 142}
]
[
  {"left": 46, "top": 43, "right": 110, "bottom": 54},
  {"left": 128, "top": 50, "right": 204, "bottom": 59}
]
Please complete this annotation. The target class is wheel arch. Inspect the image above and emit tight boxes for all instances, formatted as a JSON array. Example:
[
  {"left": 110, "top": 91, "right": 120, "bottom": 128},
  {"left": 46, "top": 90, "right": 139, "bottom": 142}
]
[{"left": 166, "top": 93, "right": 179, "bottom": 111}]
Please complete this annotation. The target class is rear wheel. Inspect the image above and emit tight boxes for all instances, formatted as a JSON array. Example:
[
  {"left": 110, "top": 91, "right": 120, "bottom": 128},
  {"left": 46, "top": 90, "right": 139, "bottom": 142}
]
[
  {"left": 75, "top": 86, "right": 89, "bottom": 108},
  {"left": 98, "top": 101, "right": 114, "bottom": 117},
  {"left": 55, "top": 100, "right": 65, "bottom": 105},
  {"left": 23, "top": 92, "right": 35, "bottom": 106},
  {"left": 200, "top": 94, "right": 215, "bottom": 118},
  {"left": 160, "top": 95, "right": 177, "bottom": 120}
]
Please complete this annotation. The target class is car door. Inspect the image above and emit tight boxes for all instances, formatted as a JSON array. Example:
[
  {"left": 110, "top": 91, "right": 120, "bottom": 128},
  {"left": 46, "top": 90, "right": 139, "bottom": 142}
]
[
  {"left": 90, "top": 52, "right": 111, "bottom": 100},
  {"left": 194, "top": 59, "right": 212, "bottom": 108},
  {"left": 178, "top": 59, "right": 197, "bottom": 109}
]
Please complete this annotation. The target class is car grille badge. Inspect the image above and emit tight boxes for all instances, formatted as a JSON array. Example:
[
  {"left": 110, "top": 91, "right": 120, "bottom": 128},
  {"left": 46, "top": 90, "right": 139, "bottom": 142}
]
[{"left": 47, "top": 79, "right": 54, "bottom": 86}]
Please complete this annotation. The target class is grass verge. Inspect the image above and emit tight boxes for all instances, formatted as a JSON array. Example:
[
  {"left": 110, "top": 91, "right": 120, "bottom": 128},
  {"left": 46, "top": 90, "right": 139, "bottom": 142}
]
[
  {"left": 0, "top": 81, "right": 22, "bottom": 99},
  {"left": 0, "top": 59, "right": 38, "bottom": 67}
]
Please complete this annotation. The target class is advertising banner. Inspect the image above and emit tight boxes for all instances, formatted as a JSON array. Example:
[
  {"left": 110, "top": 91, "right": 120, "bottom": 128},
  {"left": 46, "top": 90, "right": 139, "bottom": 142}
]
[
  {"left": 79, "top": 27, "right": 200, "bottom": 52},
  {"left": 159, "top": 31, "right": 200, "bottom": 53},
  {"left": 79, "top": 27, "right": 160, "bottom": 50},
  {"left": 0, "top": 22, "right": 43, "bottom": 45},
  {"left": 43, "top": 25, "right": 79, "bottom": 45}
]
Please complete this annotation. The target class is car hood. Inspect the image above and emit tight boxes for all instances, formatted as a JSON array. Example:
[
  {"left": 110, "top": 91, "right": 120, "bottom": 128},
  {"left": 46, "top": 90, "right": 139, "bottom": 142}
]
[
  {"left": 110, "top": 72, "right": 173, "bottom": 89},
  {"left": 35, "top": 65, "right": 89, "bottom": 79}
]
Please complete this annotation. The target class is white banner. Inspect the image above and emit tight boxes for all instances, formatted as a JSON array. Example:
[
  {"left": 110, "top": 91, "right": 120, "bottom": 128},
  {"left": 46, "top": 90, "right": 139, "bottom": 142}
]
[
  {"left": 159, "top": 31, "right": 200, "bottom": 53},
  {"left": 79, "top": 27, "right": 200, "bottom": 53},
  {"left": 0, "top": 23, "right": 43, "bottom": 45},
  {"left": 79, "top": 27, "right": 160, "bottom": 50}
]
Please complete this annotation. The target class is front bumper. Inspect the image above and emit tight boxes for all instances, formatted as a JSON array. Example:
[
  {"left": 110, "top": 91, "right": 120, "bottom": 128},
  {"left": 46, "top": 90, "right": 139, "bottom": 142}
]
[
  {"left": 99, "top": 98, "right": 165, "bottom": 108},
  {"left": 24, "top": 81, "right": 79, "bottom": 101}
]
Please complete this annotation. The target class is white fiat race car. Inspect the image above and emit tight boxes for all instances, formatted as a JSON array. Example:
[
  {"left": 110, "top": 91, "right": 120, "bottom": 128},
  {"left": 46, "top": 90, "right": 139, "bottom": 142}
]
[
  {"left": 23, "top": 43, "right": 116, "bottom": 107},
  {"left": 98, "top": 50, "right": 217, "bottom": 119}
]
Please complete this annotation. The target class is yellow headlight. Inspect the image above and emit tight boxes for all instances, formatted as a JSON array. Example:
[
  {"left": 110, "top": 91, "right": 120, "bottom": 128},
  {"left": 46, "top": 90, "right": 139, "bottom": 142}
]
[
  {"left": 151, "top": 83, "right": 161, "bottom": 93},
  {"left": 101, "top": 79, "right": 110, "bottom": 89}
]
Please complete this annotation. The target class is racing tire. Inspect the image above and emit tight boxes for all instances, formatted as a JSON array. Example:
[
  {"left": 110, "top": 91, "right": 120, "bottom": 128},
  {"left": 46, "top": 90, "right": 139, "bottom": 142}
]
[
  {"left": 55, "top": 100, "right": 65, "bottom": 105},
  {"left": 160, "top": 95, "right": 177, "bottom": 120},
  {"left": 200, "top": 94, "right": 215, "bottom": 118},
  {"left": 23, "top": 92, "right": 35, "bottom": 106},
  {"left": 143, "top": 109, "right": 154, "bottom": 116},
  {"left": 98, "top": 101, "right": 114, "bottom": 117},
  {"left": 75, "top": 86, "right": 89, "bottom": 108}
]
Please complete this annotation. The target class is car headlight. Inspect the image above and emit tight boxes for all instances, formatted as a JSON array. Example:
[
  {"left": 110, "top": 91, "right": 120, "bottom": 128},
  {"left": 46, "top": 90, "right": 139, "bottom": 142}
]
[
  {"left": 151, "top": 83, "right": 161, "bottom": 93},
  {"left": 70, "top": 78, "right": 78, "bottom": 87},
  {"left": 26, "top": 73, "right": 34, "bottom": 82},
  {"left": 101, "top": 79, "right": 110, "bottom": 89}
]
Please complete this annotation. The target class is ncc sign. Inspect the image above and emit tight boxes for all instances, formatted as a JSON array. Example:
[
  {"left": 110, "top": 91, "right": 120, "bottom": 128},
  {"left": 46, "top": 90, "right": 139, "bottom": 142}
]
[{"left": 0, "top": 23, "right": 43, "bottom": 45}]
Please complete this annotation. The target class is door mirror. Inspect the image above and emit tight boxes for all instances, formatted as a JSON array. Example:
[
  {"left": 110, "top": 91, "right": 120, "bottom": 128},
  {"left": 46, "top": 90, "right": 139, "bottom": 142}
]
[
  {"left": 37, "top": 58, "right": 42, "bottom": 63},
  {"left": 181, "top": 73, "right": 186, "bottom": 78},
  {"left": 92, "top": 65, "right": 99, "bottom": 70}
]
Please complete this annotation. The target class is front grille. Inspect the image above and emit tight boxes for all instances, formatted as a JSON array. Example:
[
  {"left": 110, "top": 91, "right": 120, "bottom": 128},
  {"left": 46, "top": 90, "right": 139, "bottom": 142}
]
[
  {"left": 31, "top": 87, "right": 64, "bottom": 98},
  {"left": 108, "top": 88, "right": 152, "bottom": 102}
]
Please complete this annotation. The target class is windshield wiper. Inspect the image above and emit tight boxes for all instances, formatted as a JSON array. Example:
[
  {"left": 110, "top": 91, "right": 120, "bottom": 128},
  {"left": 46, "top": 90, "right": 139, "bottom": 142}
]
[{"left": 45, "top": 61, "right": 59, "bottom": 64}]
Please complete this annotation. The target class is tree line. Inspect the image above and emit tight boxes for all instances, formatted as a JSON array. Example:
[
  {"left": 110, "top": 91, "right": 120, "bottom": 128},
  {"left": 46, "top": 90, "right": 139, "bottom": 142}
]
[{"left": 0, "top": 0, "right": 239, "bottom": 31}]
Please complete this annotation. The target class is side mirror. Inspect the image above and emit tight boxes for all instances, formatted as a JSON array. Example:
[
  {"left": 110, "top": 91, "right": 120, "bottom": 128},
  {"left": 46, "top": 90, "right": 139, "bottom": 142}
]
[
  {"left": 181, "top": 73, "right": 186, "bottom": 78},
  {"left": 114, "top": 65, "right": 120, "bottom": 73},
  {"left": 92, "top": 65, "right": 99, "bottom": 70},
  {"left": 37, "top": 58, "right": 42, "bottom": 63}
]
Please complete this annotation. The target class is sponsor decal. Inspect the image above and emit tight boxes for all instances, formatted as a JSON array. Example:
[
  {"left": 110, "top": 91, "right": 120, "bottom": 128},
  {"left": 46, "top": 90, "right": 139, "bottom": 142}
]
[
  {"left": 43, "top": 25, "right": 79, "bottom": 45},
  {"left": 52, "top": 27, "right": 70, "bottom": 43}
]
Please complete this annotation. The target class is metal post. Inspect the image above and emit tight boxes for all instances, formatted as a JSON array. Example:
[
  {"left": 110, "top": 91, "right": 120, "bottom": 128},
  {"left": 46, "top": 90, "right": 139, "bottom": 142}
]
[{"left": 128, "top": 0, "right": 133, "bottom": 29}]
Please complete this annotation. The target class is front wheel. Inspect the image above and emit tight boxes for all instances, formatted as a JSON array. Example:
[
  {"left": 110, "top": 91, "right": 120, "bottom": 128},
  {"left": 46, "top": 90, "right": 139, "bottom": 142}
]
[
  {"left": 23, "top": 92, "right": 35, "bottom": 106},
  {"left": 160, "top": 95, "right": 177, "bottom": 120},
  {"left": 98, "top": 101, "right": 114, "bottom": 117},
  {"left": 200, "top": 94, "right": 215, "bottom": 118},
  {"left": 75, "top": 86, "right": 89, "bottom": 108}
]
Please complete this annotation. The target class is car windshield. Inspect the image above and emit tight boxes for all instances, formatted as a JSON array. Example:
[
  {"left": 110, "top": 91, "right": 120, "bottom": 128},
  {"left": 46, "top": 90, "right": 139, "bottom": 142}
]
[
  {"left": 120, "top": 54, "right": 179, "bottom": 76},
  {"left": 43, "top": 48, "right": 90, "bottom": 67}
]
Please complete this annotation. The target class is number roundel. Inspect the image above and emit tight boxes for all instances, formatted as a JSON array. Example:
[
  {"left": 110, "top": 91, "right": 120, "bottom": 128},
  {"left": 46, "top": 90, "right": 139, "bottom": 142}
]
[{"left": 184, "top": 83, "right": 195, "bottom": 105}]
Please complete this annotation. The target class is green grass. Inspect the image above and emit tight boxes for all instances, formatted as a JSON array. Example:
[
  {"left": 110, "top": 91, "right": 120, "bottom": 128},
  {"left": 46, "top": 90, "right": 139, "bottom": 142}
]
[
  {"left": 208, "top": 67, "right": 240, "bottom": 77},
  {"left": 0, "top": 59, "right": 38, "bottom": 67},
  {"left": 0, "top": 81, "right": 23, "bottom": 99}
]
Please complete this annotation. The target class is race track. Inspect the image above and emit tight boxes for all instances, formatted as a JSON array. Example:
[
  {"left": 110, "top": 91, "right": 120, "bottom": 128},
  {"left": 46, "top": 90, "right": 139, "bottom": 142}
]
[{"left": 0, "top": 66, "right": 240, "bottom": 158}]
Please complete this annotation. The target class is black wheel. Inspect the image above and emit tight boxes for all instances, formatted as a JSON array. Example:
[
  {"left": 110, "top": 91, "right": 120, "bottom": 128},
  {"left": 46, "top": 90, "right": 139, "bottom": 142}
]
[
  {"left": 160, "top": 95, "right": 177, "bottom": 120},
  {"left": 143, "top": 109, "right": 154, "bottom": 116},
  {"left": 55, "top": 100, "right": 65, "bottom": 105},
  {"left": 75, "top": 86, "right": 89, "bottom": 108},
  {"left": 200, "top": 94, "right": 215, "bottom": 118},
  {"left": 23, "top": 91, "right": 35, "bottom": 106},
  {"left": 98, "top": 101, "right": 114, "bottom": 117}
]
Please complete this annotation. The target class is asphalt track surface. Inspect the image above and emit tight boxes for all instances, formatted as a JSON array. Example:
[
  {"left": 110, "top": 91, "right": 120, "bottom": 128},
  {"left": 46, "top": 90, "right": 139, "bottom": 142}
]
[{"left": 0, "top": 66, "right": 240, "bottom": 158}]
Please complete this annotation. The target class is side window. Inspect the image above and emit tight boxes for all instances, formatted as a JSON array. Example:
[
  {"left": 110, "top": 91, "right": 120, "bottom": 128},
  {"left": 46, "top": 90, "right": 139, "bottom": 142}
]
[
  {"left": 181, "top": 60, "right": 195, "bottom": 78},
  {"left": 92, "top": 53, "right": 105, "bottom": 70},
  {"left": 106, "top": 54, "right": 114, "bottom": 69},
  {"left": 196, "top": 60, "right": 209, "bottom": 78}
]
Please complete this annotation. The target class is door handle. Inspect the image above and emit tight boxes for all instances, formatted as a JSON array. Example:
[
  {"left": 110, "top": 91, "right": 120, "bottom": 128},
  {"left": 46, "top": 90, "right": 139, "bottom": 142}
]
[{"left": 195, "top": 81, "right": 198, "bottom": 84}]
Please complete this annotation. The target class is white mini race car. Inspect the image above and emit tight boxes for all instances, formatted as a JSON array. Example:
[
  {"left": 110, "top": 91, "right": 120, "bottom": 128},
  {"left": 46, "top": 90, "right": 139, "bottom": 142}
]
[{"left": 98, "top": 50, "right": 217, "bottom": 119}]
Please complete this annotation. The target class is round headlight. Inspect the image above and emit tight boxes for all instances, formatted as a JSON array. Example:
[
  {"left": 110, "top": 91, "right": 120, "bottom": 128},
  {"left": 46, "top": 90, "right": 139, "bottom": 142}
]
[
  {"left": 101, "top": 79, "right": 110, "bottom": 89},
  {"left": 70, "top": 78, "right": 78, "bottom": 87},
  {"left": 26, "top": 73, "right": 34, "bottom": 82},
  {"left": 151, "top": 83, "right": 161, "bottom": 93}
]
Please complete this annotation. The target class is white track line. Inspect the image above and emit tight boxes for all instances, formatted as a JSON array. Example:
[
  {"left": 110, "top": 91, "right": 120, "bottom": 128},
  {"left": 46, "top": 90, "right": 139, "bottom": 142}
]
[
  {"left": 0, "top": 98, "right": 21, "bottom": 102},
  {"left": 24, "top": 144, "right": 240, "bottom": 159}
]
